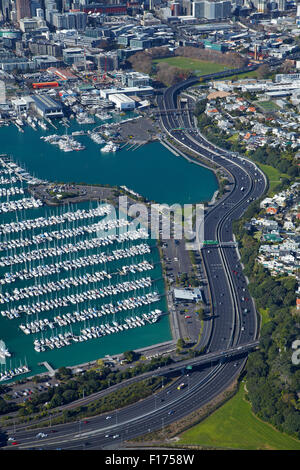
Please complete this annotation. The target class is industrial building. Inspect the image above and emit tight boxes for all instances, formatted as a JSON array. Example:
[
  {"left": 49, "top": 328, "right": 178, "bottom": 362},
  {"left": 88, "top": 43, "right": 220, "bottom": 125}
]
[
  {"left": 100, "top": 86, "right": 154, "bottom": 99},
  {"left": 108, "top": 93, "right": 135, "bottom": 110},
  {"left": 173, "top": 288, "right": 202, "bottom": 302},
  {"left": 11, "top": 96, "right": 34, "bottom": 114},
  {"left": 31, "top": 94, "right": 63, "bottom": 118}
]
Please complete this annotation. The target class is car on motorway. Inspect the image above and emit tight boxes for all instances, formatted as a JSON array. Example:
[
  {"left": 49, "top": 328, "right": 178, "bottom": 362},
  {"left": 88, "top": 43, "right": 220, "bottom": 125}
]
[
  {"left": 36, "top": 432, "right": 47, "bottom": 439},
  {"left": 105, "top": 415, "right": 112, "bottom": 420},
  {"left": 11, "top": 441, "right": 19, "bottom": 446},
  {"left": 113, "top": 434, "right": 119, "bottom": 439},
  {"left": 105, "top": 434, "right": 110, "bottom": 438},
  {"left": 168, "top": 410, "right": 175, "bottom": 415},
  {"left": 177, "top": 382, "right": 185, "bottom": 390}
]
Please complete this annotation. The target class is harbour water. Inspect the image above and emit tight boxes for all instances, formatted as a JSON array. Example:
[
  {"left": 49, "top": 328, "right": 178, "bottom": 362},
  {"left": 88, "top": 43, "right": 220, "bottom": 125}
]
[
  {"left": 0, "top": 119, "right": 218, "bottom": 205},
  {"left": 0, "top": 119, "right": 218, "bottom": 380}
]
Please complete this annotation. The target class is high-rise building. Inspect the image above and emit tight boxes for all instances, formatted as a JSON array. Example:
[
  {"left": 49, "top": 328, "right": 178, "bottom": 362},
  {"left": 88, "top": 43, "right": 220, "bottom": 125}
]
[
  {"left": 1, "top": 0, "right": 11, "bottom": 21},
  {"left": 31, "top": 0, "right": 42, "bottom": 16},
  {"left": 62, "top": 0, "right": 71, "bottom": 11},
  {"left": 16, "top": 0, "right": 31, "bottom": 20},
  {"left": 277, "top": 0, "right": 287, "bottom": 11},
  {"left": 182, "top": 0, "right": 192, "bottom": 15},
  {"left": 45, "top": 0, "right": 57, "bottom": 22},
  {"left": 52, "top": 10, "right": 87, "bottom": 29},
  {"left": 256, "top": 0, "right": 267, "bottom": 13},
  {"left": 36, "top": 7, "right": 44, "bottom": 17},
  {"left": 171, "top": 1, "right": 180, "bottom": 16},
  {"left": 193, "top": 0, "right": 231, "bottom": 20}
]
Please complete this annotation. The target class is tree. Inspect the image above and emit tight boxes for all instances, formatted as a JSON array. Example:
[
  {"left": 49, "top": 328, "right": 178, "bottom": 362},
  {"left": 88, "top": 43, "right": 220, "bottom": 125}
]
[
  {"left": 176, "top": 338, "right": 186, "bottom": 351},
  {"left": 128, "top": 52, "right": 152, "bottom": 75},
  {"left": 256, "top": 64, "right": 271, "bottom": 80},
  {"left": 197, "top": 308, "right": 205, "bottom": 320},
  {"left": 55, "top": 367, "right": 73, "bottom": 381},
  {"left": 123, "top": 350, "right": 140, "bottom": 363},
  {"left": 156, "top": 62, "right": 191, "bottom": 86},
  {"left": 282, "top": 412, "right": 300, "bottom": 437}
]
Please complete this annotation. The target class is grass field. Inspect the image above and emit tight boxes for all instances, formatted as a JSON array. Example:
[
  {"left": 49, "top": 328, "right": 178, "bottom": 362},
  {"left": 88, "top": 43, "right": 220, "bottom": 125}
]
[
  {"left": 178, "top": 382, "right": 300, "bottom": 450},
  {"left": 255, "top": 100, "right": 280, "bottom": 113},
  {"left": 153, "top": 56, "right": 230, "bottom": 76},
  {"left": 256, "top": 163, "right": 288, "bottom": 195}
]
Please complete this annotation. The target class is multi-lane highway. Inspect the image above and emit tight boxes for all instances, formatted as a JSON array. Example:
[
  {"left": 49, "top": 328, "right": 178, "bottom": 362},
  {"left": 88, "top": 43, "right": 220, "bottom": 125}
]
[
  {"left": 157, "top": 78, "right": 267, "bottom": 359},
  {"left": 3, "top": 77, "right": 267, "bottom": 450}
]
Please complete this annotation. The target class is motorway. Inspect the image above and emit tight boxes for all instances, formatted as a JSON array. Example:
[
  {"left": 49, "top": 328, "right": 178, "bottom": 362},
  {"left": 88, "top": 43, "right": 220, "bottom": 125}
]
[{"left": 3, "top": 76, "right": 267, "bottom": 450}]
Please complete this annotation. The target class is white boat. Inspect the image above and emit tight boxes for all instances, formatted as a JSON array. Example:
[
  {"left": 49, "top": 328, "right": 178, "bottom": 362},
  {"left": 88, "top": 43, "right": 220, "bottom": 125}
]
[
  {"left": 0, "top": 346, "right": 11, "bottom": 358},
  {"left": 100, "top": 141, "right": 119, "bottom": 153}
]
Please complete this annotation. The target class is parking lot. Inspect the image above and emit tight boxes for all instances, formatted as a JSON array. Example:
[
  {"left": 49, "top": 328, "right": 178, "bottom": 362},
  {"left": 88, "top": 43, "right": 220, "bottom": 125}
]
[{"left": 160, "top": 237, "right": 208, "bottom": 345}]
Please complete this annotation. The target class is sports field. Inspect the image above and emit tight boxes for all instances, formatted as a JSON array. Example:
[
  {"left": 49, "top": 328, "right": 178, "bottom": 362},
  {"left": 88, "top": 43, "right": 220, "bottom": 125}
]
[
  {"left": 255, "top": 100, "right": 280, "bottom": 113},
  {"left": 153, "top": 56, "right": 230, "bottom": 75}
]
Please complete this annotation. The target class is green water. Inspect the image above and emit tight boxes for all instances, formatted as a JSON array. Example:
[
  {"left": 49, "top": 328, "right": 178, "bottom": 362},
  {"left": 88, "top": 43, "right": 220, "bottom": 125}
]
[{"left": 0, "top": 119, "right": 218, "bottom": 379}]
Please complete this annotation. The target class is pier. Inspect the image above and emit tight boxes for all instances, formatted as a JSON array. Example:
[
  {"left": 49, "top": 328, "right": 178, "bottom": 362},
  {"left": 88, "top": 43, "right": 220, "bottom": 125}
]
[{"left": 38, "top": 362, "right": 56, "bottom": 377}]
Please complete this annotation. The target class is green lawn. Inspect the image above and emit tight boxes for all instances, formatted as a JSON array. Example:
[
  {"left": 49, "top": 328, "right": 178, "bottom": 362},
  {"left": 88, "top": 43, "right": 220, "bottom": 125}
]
[
  {"left": 215, "top": 69, "right": 260, "bottom": 81},
  {"left": 227, "top": 133, "right": 240, "bottom": 143},
  {"left": 259, "top": 307, "right": 271, "bottom": 327},
  {"left": 153, "top": 57, "right": 230, "bottom": 76},
  {"left": 255, "top": 100, "right": 280, "bottom": 113},
  {"left": 256, "top": 163, "right": 288, "bottom": 195},
  {"left": 178, "top": 382, "right": 300, "bottom": 450}
]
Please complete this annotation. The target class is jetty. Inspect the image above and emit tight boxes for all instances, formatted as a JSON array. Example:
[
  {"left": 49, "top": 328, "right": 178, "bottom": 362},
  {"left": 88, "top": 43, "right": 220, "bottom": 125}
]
[{"left": 38, "top": 361, "right": 56, "bottom": 377}]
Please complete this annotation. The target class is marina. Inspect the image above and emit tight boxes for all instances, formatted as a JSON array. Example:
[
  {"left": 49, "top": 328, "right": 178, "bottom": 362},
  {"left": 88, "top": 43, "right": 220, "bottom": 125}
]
[
  {"left": 0, "top": 116, "right": 218, "bottom": 382},
  {"left": 0, "top": 155, "right": 169, "bottom": 381}
]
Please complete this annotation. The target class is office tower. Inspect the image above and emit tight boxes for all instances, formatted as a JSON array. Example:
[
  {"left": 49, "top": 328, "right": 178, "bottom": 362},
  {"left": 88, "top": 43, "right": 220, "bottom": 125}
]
[
  {"left": 36, "top": 7, "right": 44, "bottom": 17},
  {"left": 257, "top": 0, "right": 267, "bottom": 13},
  {"left": 1, "top": 0, "right": 10, "bottom": 21},
  {"left": 193, "top": 0, "right": 231, "bottom": 20},
  {"left": 277, "top": 0, "right": 287, "bottom": 10},
  {"left": 31, "top": 0, "right": 42, "bottom": 16},
  {"left": 16, "top": 0, "right": 31, "bottom": 20}
]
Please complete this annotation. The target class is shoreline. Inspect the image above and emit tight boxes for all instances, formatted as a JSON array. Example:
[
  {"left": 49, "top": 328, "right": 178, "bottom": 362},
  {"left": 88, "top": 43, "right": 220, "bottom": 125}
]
[
  {"left": 157, "top": 137, "right": 220, "bottom": 205},
  {"left": 0, "top": 127, "right": 217, "bottom": 383}
]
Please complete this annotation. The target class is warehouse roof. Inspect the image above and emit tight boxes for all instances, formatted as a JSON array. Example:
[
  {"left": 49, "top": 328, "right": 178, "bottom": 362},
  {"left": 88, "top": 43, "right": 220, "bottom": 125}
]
[{"left": 31, "top": 94, "right": 62, "bottom": 111}]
